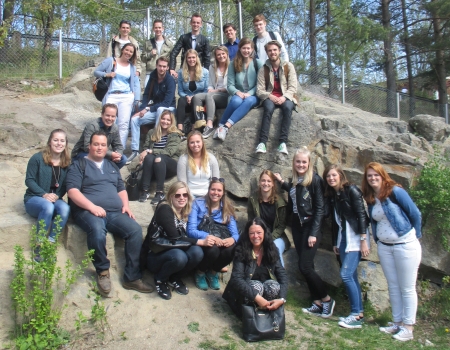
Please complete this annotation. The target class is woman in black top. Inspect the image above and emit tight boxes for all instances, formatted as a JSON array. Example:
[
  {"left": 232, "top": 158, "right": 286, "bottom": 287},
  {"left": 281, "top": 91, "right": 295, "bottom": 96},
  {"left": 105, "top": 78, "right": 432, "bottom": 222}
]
[
  {"left": 140, "top": 181, "right": 212, "bottom": 300},
  {"left": 223, "top": 218, "right": 288, "bottom": 317},
  {"left": 274, "top": 146, "right": 334, "bottom": 318}
]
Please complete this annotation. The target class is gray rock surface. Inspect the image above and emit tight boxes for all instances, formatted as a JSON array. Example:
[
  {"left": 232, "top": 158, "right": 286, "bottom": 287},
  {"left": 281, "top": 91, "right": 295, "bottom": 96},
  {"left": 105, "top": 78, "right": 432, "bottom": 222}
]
[{"left": 409, "top": 114, "right": 450, "bottom": 142}]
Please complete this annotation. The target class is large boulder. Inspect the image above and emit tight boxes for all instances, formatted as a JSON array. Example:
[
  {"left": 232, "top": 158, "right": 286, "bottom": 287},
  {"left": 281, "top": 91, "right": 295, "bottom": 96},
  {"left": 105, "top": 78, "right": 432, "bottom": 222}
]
[{"left": 409, "top": 114, "right": 450, "bottom": 142}]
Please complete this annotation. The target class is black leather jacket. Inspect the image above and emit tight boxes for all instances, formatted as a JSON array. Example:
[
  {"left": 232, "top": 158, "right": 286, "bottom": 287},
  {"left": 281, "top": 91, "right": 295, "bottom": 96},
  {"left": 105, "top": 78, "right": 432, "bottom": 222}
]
[
  {"left": 281, "top": 173, "right": 325, "bottom": 237},
  {"left": 222, "top": 258, "right": 288, "bottom": 317},
  {"left": 329, "top": 184, "right": 369, "bottom": 246},
  {"left": 169, "top": 33, "right": 211, "bottom": 70}
]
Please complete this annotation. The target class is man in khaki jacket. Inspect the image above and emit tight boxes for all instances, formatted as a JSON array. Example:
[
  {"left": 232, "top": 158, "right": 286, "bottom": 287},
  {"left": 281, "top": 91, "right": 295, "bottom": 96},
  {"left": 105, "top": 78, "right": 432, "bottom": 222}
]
[
  {"left": 106, "top": 20, "right": 142, "bottom": 77},
  {"left": 256, "top": 40, "right": 298, "bottom": 155},
  {"left": 142, "top": 19, "right": 173, "bottom": 86}
]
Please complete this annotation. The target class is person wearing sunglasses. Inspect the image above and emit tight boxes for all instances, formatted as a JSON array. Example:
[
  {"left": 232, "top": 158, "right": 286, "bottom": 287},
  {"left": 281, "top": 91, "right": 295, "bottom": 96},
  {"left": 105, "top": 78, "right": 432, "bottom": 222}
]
[
  {"left": 107, "top": 20, "right": 142, "bottom": 77},
  {"left": 187, "top": 177, "right": 239, "bottom": 291},
  {"left": 140, "top": 181, "right": 207, "bottom": 300}
]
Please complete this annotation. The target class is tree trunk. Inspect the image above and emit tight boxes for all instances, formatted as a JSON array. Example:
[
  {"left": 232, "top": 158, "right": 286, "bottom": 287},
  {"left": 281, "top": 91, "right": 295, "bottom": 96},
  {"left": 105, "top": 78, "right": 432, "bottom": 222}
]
[
  {"left": 41, "top": 13, "right": 54, "bottom": 67},
  {"left": 381, "top": 0, "right": 397, "bottom": 117},
  {"left": 401, "top": 0, "right": 415, "bottom": 117},
  {"left": 309, "top": 0, "right": 318, "bottom": 84},
  {"left": 432, "top": 12, "right": 448, "bottom": 118}
]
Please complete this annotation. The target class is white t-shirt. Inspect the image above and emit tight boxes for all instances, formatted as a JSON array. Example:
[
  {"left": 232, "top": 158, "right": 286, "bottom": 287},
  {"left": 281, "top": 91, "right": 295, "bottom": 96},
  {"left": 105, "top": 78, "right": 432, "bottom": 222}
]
[
  {"left": 255, "top": 32, "right": 289, "bottom": 62},
  {"left": 156, "top": 39, "right": 164, "bottom": 55}
]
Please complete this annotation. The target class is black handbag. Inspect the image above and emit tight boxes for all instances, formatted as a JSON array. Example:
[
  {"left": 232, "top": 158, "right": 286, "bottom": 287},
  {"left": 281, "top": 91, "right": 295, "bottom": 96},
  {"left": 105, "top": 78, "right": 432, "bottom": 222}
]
[
  {"left": 93, "top": 58, "right": 116, "bottom": 101},
  {"left": 125, "top": 164, "right": 143, "bottom": 201},
  {"left": 197, "top": 215, "right": 231, "bottom": 239},
  {"left": 149, "top": 220, "right": 191, "bottom": 254},
  {"left": 241, "top": 304, "right": 285, "bottom": 342}
]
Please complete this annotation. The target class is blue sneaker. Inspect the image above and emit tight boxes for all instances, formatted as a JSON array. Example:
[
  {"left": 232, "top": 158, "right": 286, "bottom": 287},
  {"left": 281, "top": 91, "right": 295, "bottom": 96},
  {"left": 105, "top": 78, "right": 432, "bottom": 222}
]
[
  {"left": 205, "top": 271, "right": 220, "bottom": 290},
  {"left": 195, "top": 272, "right": 208, "bottom": 291}
]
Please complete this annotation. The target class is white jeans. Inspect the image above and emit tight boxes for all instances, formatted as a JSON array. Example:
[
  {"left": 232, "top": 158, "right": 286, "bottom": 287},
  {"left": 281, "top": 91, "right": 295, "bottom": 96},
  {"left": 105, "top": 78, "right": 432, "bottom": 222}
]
[
  {"left": 106, "top": 93, "right": 135, "bottom": 148},
  {"left": 273, "top": 237, "right": 286, "bottom": 267},
  {"left": 377, "top": 239, "right": 421, "bottom": 325}
]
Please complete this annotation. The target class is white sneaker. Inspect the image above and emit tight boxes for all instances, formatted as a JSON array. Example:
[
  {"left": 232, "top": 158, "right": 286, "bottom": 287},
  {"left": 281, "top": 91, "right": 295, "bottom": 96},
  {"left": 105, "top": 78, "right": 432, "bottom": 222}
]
[
  {"left": 379, "top": 322, "right": 400, "bottom": 334},
  {"left": 212, "top": 127, "right": 220, "bottom": 140},
  {"left": 392, "top": 326, "right": 413, "bottom": 341},
  {"left": 255, "top": 143, "right": 267, "bottom": 154},
  {"left": 277, "top": 142, "right": 288, "bottom": 155},
  {"left": 217, "top": 126, "right": 228, "bottom": 141}
]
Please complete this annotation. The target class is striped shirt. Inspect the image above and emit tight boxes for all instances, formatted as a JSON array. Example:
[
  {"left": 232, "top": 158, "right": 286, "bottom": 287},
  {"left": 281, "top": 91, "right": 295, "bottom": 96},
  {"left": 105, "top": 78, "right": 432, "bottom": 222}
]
[{"left": 153, "top": 135, "right": 168, "bottom": 149}]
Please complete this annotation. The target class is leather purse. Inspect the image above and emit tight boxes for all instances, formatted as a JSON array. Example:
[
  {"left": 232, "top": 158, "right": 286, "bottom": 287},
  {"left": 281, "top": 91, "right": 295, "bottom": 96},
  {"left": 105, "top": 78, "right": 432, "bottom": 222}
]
[
  {"left": 241, "top": 304, "right": 285, "bottom": 342},
  {"left": 149, "top": 220, "right": 191, "bottom": 254},
  {"left": 125, "top": 164, "right": 143, "bottom": 201},
  {"left": 197, "top": 215, "right": 231, "bottom": 239}
]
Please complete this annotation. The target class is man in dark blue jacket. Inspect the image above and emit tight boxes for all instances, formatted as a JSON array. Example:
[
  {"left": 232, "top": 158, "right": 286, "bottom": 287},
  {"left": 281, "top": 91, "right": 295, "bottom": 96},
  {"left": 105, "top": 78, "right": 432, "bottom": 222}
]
[{"left": 128, "top": 56, "right": 176, "bottom": 163}]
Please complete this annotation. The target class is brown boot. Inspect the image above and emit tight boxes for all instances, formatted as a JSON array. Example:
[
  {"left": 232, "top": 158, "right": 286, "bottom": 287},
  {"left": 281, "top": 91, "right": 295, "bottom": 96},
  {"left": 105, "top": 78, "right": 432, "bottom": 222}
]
[
  {"left": 97, "top": 270, "right": 111, "bottom": 295},
  {"left": 123, "top": 279, "right": 154, "bottom": 293}
]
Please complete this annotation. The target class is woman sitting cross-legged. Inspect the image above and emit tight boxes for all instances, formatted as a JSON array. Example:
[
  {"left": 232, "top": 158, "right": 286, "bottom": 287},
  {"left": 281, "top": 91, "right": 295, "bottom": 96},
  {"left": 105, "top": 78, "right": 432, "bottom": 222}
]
[
  {"left": 140, "top": 181, "right": 207, "bottom": 300},
  {"left": 187, "top": 177, "right": 239, "bottom": 290},
  {"left": 223, "top": 218, "right": 288, "bottom": 317},
  {"left": 176, "top": 49, "right": 209, "bottom": 135},
  {"left": 213, "top": 38, "right": 262, "bottom": 141},
  {"left": 138, "top": 110, "right": 182, "bottom": 205}
]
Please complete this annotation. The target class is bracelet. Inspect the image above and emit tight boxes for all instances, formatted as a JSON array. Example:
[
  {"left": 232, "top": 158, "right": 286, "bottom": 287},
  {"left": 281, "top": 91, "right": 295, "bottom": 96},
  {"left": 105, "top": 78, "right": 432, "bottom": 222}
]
[{"left": 280, "top": 298, "right": 286, "bottom": 304}]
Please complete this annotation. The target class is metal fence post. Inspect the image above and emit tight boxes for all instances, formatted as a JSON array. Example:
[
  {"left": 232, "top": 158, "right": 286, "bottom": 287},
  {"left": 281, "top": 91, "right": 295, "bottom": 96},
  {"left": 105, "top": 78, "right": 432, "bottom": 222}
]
[
  {"left": 59, "top": 29, "right": 62, "bottom": 88},
  {"left": 445, "top": 104, "right": 449, "bottom": 124},
  {"left": 341, "top": 64, "right": 345, "bottom": 104},
  {"left": 147, "top": 8, "right": 151, "bottom": 40},
  {"left": 396, "top": 92, "right": 400, "bottom": 120},
  {"left": 219, "top": 0, "right": 223, "bottom": 44},
  {"left": 238, "top": 1, "right": 243, "bottom": 38}
]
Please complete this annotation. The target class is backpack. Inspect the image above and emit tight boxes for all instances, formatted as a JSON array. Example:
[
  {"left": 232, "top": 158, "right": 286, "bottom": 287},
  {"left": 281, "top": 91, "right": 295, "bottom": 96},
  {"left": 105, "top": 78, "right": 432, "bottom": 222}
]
[
  {"left": 93, "top": 58, "right": 116, "bottom": 102},
  {"left": 253, "top": 31, "right": 277, "bottom": 59}
]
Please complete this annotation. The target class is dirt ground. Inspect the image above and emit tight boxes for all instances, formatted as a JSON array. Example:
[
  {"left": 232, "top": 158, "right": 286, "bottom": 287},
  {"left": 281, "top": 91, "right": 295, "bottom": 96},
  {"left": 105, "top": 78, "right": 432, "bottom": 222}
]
[{"left": 0, "top": 87, "right": 310, "bottom": 349}]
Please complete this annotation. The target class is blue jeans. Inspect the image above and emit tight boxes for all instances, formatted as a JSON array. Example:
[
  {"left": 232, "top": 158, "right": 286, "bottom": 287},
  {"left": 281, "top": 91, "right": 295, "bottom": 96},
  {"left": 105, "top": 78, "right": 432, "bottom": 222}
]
[
  {"left": 219, "top": 95, "right": 259, "bottom": 126},
  {"left": 273, "top": 237, "right": 286, "bottom": 267},
  {"left": 146, "top": 246, "right": 204, "bottom": 282},
  {"left": 25, "top": 197, "right": 70, "bottom": 242},
  {"left": 130, "top": 106, "right": 176, "bottom": 151},
  {"left": 339, "top": 240, "right": 363, "bottom": 315},
  {"left": 73, "top": 209, "right": 143, "bottom": 282},
  {"left": 73, "top": 152, "right": 127, "bottom": 169}
]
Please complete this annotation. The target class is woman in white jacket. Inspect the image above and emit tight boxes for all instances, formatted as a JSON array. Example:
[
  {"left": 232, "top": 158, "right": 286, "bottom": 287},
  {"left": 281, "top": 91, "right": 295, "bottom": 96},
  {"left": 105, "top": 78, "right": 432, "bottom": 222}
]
[{"left": 192, "top": 46, "right": 229, "bottom": 139}]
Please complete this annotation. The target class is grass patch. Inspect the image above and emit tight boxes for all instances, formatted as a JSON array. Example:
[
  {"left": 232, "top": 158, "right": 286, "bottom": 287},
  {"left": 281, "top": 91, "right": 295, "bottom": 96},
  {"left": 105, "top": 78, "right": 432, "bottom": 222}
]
[{"left": 187, "top": 321, "right": 199, "bottom": 333}]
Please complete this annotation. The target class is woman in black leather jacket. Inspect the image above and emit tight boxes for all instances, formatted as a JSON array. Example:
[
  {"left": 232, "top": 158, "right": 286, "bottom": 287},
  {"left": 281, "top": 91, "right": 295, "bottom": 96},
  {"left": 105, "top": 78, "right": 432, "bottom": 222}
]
[
  {"left": 323, "top": 164, "right": 370, "bottom": 329},
  {"left": 222, "top": 218, "right": 288, "bottom": 317},
  {"left": 274, "top": 146, "right": 334, "bottom": 318}
]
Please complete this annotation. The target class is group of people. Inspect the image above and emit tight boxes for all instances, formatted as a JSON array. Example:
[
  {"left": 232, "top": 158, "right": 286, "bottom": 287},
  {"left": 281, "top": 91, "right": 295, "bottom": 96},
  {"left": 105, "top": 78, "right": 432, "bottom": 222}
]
[{"left": 22, "top": 12, "right": 422, "bottom": 343}]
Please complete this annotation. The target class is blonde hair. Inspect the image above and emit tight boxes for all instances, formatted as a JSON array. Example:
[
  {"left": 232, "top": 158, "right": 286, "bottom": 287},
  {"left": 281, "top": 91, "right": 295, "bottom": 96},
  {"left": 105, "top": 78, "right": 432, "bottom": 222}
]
[
  {"left": 234, "top": 38, "right": 254, "bottom": 73},
  {"left": 212, "top": 46, "right": 229, "bottom": 84},
  {"left": 205, "top": 179, "right": 235, "bottom": 224},
  {"left": 150, "top": 110, "right": 182, "bottom": 142},
  {"left": 182, "top": 49, "right": 203, "bottom": 82},
  {"left": 292, "top": 146, "right": 314, "bottom": 187},
  {"left": 186, "top": 130, "right": 209, "bottom": 175},
  {"left": 166, "top": 181, "right": 193, "bottom": 221},
  {"left": 43, "top": 129, "right": 71, "bottom": 168}
]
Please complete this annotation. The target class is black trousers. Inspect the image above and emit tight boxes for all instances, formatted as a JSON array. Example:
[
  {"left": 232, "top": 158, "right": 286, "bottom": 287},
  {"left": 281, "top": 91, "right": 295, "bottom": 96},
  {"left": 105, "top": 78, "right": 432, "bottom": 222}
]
[
  {"left": 141, "top": 154, "right": 177, "bottom": 192},
  {"left": 198, "top": 244, "right": 236, "bottom": 272},
  {"left": 258, "top": 98, "right": 295, "bottom": 144},
  {"left": 176, "top": 96, "right": 193, "bottom": 128},
  {"left": 291, "top": 216, "right": 328, "bottom": 300}
]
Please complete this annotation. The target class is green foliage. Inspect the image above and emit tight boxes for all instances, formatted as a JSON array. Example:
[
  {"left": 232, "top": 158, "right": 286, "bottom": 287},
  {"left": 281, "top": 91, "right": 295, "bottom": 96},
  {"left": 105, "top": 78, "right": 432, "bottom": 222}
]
[
  {"left": 10, "top": 218, "right": 93, "bottom": 349},
  {"left": 187, "top": 321, "right": 199, "bottom": 333},
  {"left": 410, "top": 150, "right": 450, "bottom": 251},
  {"left": 87, "top": 281, "right": 110, "bottom": 334}
]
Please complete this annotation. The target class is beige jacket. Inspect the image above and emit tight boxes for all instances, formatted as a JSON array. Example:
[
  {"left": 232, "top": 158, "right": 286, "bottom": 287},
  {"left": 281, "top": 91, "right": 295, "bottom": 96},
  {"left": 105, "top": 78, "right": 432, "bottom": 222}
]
[
  {"left": 256, "top": 59, "right": 298, "bottom": 105},
  {"left": 106, "top": 35, "right": 142, "bottom": 74},
  {"left": 142, "top": 36, "right": 173, "bottom": 73}
]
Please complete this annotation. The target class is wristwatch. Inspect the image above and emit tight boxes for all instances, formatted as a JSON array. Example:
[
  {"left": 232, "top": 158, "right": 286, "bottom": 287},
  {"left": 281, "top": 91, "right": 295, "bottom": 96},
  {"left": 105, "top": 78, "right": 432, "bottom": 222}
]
[
  {"left": 145, "top": 107, "right": 150, "bottom": 111},
  {"left": 280, "top": 298, "right": 286, "bottom": 304},
  {"left": 360, "top": 236, "right": 367, "bottom": 241}
]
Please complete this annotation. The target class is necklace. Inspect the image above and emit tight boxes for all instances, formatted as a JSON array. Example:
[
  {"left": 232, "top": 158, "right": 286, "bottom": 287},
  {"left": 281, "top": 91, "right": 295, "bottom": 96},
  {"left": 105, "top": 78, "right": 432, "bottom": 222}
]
[
  {"left": 52, "top": 165, "right": 61, "bottom": 188},
  {"left": 252, "top": 248, "right": 262, "bottom": 259}
]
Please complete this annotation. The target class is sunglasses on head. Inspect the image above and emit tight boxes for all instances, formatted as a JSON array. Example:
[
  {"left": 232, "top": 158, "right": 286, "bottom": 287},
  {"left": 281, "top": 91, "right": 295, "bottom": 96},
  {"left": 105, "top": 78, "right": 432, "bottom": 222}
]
[
  {"left": 211, "top": 177, "right": 225, "bottom": 183},
  {"left": 174, "top": 193, "right": 189, "bottom": 199},
  {"left": 120, "top": 20, "right": 131, "bottom": 26}
]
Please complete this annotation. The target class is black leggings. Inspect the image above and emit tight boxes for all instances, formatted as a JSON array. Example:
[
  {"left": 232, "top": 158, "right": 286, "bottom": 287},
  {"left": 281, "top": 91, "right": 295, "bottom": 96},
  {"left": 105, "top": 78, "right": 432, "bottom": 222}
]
[
  {"left": 141, "top": 154, "right": 177, "bottom": 192},
  {"left": 291, "top": 217, "right": 328, "bottom": 300},
  {"left": 198, "top": 244, "right": 236, "bottom": 272},
  {"left": 176, "top": 96, "right": 193, "bottom": 128}
]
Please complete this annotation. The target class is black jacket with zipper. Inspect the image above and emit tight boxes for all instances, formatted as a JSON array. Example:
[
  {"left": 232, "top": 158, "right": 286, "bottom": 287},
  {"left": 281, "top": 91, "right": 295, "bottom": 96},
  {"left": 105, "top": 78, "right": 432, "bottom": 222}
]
[
  {"left": 281, "top": 173, "right": 325, "bottom": 237},
  {"left": 169, "top": 33, "right": 210, "bottom": 70}
]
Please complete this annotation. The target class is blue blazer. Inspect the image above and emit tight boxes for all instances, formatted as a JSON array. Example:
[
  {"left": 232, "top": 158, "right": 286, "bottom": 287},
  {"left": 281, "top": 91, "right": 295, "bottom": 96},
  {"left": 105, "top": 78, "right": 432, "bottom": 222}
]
[
  {"left": 94, "top": 57, "right": 141, "bottom": 105},
  {"left": 177, "top": 68, "right": 209, "bottom": 97}
]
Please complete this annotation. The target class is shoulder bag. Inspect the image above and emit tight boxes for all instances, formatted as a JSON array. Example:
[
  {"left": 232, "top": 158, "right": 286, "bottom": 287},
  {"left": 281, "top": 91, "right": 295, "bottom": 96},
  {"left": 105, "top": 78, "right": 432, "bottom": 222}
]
[
  {"left": 197, "top": 214, "right": 231, "bottom": 239},
  {"left": 241, "top": 304, "right": 285, "bottom": 342},
  {"left": 93, "top": 58, "right": 116, "bottom": 102},
  {"left": 125, "top": 164, "right": 143, "bottom": 201}
]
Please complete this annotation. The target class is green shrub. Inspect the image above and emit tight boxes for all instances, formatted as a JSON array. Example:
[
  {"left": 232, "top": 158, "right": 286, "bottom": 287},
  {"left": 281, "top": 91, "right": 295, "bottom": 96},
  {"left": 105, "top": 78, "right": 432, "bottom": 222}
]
[{"left": 410, "top": 150, "right": 450, "bottom": 251}]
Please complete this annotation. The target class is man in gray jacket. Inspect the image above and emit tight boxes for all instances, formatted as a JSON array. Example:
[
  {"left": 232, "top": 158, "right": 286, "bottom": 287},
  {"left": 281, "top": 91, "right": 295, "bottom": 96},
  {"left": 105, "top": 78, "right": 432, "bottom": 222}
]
[
  {"left": 71, "top": 103, "right": 128, "bottom": 168},
  {"left": 255, "top": 40, "right": 298, "bottom": 155}
]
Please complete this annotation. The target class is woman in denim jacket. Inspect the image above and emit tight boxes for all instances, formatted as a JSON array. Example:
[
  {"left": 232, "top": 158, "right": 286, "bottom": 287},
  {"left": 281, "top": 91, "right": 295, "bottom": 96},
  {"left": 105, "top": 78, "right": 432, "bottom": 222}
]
[
  {"left": 362, "top": 162, "right": 421, "bottom": 342},
  {"left": 176, "top": 49, "right": 209, "bottom": 134}
]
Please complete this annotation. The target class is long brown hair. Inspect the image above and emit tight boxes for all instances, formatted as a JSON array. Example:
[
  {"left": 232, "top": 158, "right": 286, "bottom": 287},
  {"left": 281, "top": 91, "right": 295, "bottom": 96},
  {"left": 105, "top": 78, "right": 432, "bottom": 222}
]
[
  {"left": 150, "top": 110, "right": 182, "bottom": 142},
  {"left": 42, "top": 129, "right": 71, "bottom": 168},
  {"left": 322, "top": 164, "right": 349, "bottom": 197},
  {"left": 212, "top": 46, "right": 229, "bottom": 83},
  {"left": 166, "top": 181, "right": 192, "bottom": 221},
  {"left": 234, "top": 37, "right": 254, "bottom": 73},
  {"left": 182, "top": 49, "right": 203, "bottom": 82},
  {"left": 257, "top": 170, "right": 278, "bottom": 204},
  {"left": 120, "top": 43, "right": 137, "bottom": 65},
  {"left": 205, "top": 179, "right": 235, "bottom": 224},
  {"left": 361, "top": 162, "right": 399, "bottom": 204},
  {"left": 186, "top": 130, "right": 209, "bottom": 175}
]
